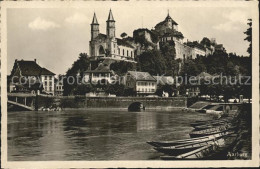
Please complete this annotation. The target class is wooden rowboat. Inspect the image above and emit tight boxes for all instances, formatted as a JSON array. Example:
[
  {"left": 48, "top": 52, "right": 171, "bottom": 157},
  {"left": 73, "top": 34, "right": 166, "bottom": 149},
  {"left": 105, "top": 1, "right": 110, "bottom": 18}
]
[
  {"left": 160, "top": 134, "right": 238, "bottom": 160},
  {"left": 190, "top": 118, "right": 232, "bottom": 127},
  {"left": 147, "top": 132, "right": 230, "bottom": 147},
  {"left": 160, "top": 144, "right": 215, "bottom": 160},
  {"left": 193, "top": 123, "right": 232, "bottom": 131},
  {"left": 154, "top": 137, "right": 225, "bottom": 156},
  {"left": 189, "top": 125, "right": 233, "bottom": 138}
]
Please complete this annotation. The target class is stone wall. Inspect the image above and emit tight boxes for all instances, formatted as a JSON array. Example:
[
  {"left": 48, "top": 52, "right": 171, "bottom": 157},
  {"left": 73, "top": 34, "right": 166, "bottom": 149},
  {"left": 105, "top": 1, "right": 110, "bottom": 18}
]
[
  {"left": 39, "top": 96, "right": 187, "bottom": 109},
  {"left": 174, "top": 40, "right": 193, "bottom": 60}
]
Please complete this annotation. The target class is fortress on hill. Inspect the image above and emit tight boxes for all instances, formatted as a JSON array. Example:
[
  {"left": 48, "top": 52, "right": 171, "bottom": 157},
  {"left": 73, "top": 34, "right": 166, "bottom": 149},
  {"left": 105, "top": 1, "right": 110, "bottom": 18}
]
[{"left": 89, "top": 10, "right": 225, "bottom": 63}]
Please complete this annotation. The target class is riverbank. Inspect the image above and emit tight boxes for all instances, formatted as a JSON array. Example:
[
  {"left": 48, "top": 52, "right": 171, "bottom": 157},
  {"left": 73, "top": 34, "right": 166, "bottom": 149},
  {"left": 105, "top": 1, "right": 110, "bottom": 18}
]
[{"left": 227, "top": 103, "right": 252, "bottom": 160}]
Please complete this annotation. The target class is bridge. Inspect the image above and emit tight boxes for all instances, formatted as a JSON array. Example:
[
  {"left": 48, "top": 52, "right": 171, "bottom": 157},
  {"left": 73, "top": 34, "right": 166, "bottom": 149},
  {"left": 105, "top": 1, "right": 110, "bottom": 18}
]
[{"left": 8, "top": 93, "right": 37, "bottom": 111}]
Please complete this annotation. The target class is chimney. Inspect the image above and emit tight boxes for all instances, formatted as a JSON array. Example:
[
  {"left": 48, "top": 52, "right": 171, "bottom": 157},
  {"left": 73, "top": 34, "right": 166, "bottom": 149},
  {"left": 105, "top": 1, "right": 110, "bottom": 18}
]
[{"left": 34, "top": 59, "right": 37, "bottom": 63}]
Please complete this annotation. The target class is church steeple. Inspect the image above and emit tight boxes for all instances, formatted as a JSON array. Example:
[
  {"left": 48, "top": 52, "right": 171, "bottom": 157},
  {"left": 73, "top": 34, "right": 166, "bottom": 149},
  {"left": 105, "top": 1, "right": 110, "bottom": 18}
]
[
  {"left": 107, "top": 9, "right": 115, "bottom": 21},
  {"left": 106, "top": 9, "right": 116, "bottom": 38},
  {"left": 92, "top": 12, "right": 98, "bottom": 24},
  {"left": 91, "top": 12, "right": 99, "bottom": 40}
]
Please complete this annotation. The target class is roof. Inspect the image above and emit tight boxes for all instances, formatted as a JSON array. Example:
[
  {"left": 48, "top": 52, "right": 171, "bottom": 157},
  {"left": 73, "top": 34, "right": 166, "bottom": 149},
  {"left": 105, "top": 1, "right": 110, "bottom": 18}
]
[
  {"left": 92, "top": 13, "right": 99, "bottom": 24},
  {"left": 165, "top": 14, "right": 178, "bottom": 25},
  {"left": 127, "top": 71, "right": 156, "bottom": 81},
  {"left": 116, "top": 38, "right": 134, "bottom": 48},
  {"left": 107, "top": 9, "right": 115, "bottom": 21},
  {"left": 186, "top": 41, "right": 206, "bottom": 51},
  {"left": 85, "top": 63, "right": 112, "bottom": 73},
  {"left": 94, "top": 33, "right": 108, "bottom": 40},
  {"left": 155, "top": 14, "right": 178, "bottom": 29},
  {"left": 40, "top": 67, "right": 55, "bottom": 75},
  {"left": 16, "top": 60, "right": 55, "bottom": 76}
]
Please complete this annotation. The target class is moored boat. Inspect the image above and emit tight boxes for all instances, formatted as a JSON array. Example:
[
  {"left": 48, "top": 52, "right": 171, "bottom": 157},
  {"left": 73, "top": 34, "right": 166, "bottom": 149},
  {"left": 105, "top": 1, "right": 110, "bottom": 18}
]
[
  {"left": 154, "top": 137, "right": 225, "bottom": 156},
  {"left": 189, "top": 125, "right": 233, "bottom": 138},
  {"left": 160, "top": 144, "right": 215, "bottom": 160},
  {"left": 147, "top": 132, "right": 231, "bottom": 147},
  {"left": 160, "top": 133, "right": 238, "bottom": 160},
  {"left": 190, "top": 117, "right": 233, "bottom": 127},
  {"left": 193, "top": 122, "right": 232, "bottom": 131}
]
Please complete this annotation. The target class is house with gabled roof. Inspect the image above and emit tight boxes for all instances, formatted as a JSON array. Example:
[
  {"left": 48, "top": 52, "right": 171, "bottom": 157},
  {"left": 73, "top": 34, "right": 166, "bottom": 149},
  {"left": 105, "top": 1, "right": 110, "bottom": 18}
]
[
  {"left": 9, "top": 59, "right": 55, "bottom": 95},
  {"left": 124, "top": 71, "right": 157, "bottom": 96},
  {"left": 84, "top": 63, "right": 115, "bottom": 84}
]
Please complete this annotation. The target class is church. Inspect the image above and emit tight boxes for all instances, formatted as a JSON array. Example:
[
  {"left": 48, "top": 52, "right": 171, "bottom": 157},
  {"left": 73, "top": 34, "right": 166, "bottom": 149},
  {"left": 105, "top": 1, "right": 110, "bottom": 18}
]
[{"left": 89, "top": 10, "right": 136, "bottom": 62}]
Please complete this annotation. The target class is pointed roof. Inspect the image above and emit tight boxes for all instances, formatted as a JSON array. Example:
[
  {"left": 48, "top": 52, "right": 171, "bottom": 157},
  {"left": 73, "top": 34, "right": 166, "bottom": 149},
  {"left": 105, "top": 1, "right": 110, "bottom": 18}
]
[
  {"left": 107, "top": 9, "right": 115, "bottom": 22},
  {"left": 166, "top": 9, "right": 172, "bottom": 20},
  {"left": 92, "top": 13, "right": 99, "bottom": 25},
  {"left": 127, "top": 71, "right": 156, "bottom": 81}
]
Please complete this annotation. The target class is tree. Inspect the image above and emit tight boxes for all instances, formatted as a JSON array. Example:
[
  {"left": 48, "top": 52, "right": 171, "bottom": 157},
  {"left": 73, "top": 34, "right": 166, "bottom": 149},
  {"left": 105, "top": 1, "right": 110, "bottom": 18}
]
[
  {"left": 200, "top": 37, "right": 211, "bottom": 48},
  {"left": 137, "top": 49, "right": 167, "bottom": 75},
  {"left": 244, "top": 19, "right": 252, "bottom": 57},
  {"left": 110, "top": 61, "right": 136, "bottom": 76},
  {"left": 120, "top": 32, "right": 127, "bottom": 39},
  {"left": 63, "top": 53, "right": 91, "bottom": 96}
]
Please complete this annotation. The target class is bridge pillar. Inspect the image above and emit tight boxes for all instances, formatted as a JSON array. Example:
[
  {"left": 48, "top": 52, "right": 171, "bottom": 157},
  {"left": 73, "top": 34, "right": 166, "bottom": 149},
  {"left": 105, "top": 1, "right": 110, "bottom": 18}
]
[{"left": 24, "top": 97, "right": 27, "bottom": 106}]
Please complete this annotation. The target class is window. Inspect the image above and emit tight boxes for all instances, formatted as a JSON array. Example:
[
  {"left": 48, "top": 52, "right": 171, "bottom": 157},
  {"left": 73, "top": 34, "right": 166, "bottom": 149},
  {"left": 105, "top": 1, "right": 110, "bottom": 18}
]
[
  {"left": 127, "top": 50, "right": 129, "bottom": 56},
  {"left": 49, "top": 81, "right": 52, "bottom": 86},
  {"left": 49, "top": 87, "right": 52, "bottom": 91},
  {"left": 118, "top": 49, "right": 120, "bottom": 55},
  {"left": 131, "top": 51, "right": 133, "bottom": 57},
  {"left": 45, "top": 76, "right": 47, "bottom": 80},
  {"left": 123, "top": 49, "right": 124, "bottom": 56},
  {"left": 45, "top": 81, "right": 47, "bottom": 86},
  {"left": 49, "top": 76, "right": 52, "bottom": 79}
]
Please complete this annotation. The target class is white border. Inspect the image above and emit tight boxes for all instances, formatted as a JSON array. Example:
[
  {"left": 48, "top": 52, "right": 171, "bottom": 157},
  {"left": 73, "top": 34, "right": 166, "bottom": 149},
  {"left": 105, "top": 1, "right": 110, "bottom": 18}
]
[{"left": 1, "top": 1, "right": 259, "bottom": 168}]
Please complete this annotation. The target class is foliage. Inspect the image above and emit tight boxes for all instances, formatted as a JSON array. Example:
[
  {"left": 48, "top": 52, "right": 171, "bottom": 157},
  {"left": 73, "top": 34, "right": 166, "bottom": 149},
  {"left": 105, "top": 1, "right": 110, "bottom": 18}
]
[
  {"left": 244, "top": 19, "right": 252, "bottom": 57},
  {"left": 200, "top": 37, "right": 212, "bottom": 48},
  {"left": 63, "top": 53, "right": 91, "bottom": 96},
  {"left": 137, "top": 49, "right": 167, "bottom": 75},
  {"left": 110, "top": 61, "right": 136, "bottom": 76},
  {"left": 120, "top": 32, "right": 127, "bottom": 38}
]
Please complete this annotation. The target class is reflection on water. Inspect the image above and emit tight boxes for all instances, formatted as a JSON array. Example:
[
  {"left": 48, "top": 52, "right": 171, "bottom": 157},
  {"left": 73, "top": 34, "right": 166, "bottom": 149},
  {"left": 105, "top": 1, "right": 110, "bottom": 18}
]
[{"left": 8, "top": 109, "right": 212, "bottom": 161}]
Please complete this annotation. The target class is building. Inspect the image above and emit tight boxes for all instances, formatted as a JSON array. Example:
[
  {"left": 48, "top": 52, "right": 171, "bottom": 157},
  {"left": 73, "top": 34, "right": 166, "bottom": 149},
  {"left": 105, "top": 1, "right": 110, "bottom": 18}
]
[
  {"left": 124, "top": 71, "right": 157, "bottom": 96},
  {"left": 9, "top": 59, "right": 55, "bottom": 95},
  {"left": 187, "top": 72, "right": 212, "bottom": 97},
  {"left": 55, "top": 75, "right": 65, "bottom": 96},
  {"left": 84, "top": 63, "right": 114, "bottom": 84},
  {"left": 89, "top": 10, "right": 136, "bottom": 62},
  {"left": 215, "top": 44, "right": 226, "bottom": 53}
]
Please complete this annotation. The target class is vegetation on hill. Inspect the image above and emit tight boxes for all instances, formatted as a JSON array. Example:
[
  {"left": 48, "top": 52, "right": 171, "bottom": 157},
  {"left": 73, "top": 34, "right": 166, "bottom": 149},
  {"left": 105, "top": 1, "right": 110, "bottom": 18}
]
[
  {"left": 110, "top": 61, "right": 136, "bottom": 76},
  {"left": 63, "top": 53, "right": 91, "bottom": 96}
]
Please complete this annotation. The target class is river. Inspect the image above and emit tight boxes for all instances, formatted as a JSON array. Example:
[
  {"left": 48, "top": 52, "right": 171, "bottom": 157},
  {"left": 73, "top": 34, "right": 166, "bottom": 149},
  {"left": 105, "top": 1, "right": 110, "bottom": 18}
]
[{"left": 8, "top": 109, "right": 213, "bottom": 161}]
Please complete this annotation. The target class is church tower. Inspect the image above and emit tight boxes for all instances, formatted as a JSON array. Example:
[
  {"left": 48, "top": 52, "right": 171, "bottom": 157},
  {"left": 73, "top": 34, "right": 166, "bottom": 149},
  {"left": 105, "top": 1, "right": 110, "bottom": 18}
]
[
  {"left": 106, "top": 9, "right": 115, "bottom": 38},
  {"left": 165, "top": 10, "right": 173, "bottom": 29},
  {"left": 91, "top": 13, "right": 99, "bottom": 40}
]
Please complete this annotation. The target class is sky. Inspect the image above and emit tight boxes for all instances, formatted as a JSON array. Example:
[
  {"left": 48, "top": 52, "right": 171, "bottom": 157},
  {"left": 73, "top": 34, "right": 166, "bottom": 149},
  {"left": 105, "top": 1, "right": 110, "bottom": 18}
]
[{"left": 6, "top": 1, "right": 252, "bottom": 75}]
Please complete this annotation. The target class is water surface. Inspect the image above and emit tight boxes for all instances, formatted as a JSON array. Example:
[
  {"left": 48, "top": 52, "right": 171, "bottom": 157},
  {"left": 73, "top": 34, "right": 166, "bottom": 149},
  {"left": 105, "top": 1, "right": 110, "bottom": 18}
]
[{"left": 8, "top": 109, "right": 213, "bottom": 160}]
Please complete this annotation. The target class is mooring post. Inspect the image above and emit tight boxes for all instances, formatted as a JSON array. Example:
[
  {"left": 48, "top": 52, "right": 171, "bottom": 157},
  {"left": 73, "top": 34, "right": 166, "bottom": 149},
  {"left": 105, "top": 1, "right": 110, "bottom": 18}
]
[{"left": 35, "top": 94, "right": 38, "bottom": 111}]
